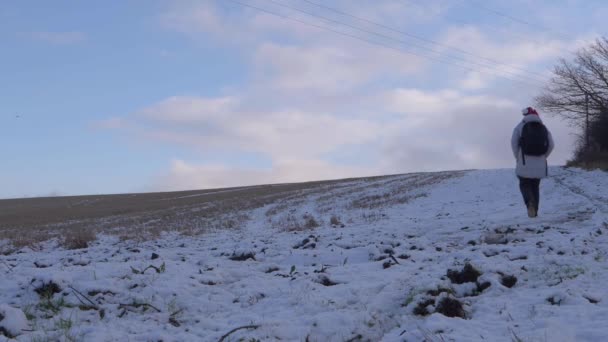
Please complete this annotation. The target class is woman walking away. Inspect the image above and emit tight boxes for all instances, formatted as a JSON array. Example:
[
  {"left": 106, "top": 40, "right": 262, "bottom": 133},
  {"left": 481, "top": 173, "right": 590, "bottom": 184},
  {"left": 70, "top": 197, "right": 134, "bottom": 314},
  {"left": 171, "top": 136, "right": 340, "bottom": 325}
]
[{"left": 511, "top": 107, "right": 555, "bottom": 218}]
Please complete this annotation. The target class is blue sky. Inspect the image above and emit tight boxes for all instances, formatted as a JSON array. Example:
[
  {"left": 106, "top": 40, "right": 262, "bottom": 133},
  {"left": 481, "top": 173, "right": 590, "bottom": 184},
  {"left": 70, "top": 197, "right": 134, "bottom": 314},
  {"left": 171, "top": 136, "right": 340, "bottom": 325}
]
[{"left": 0, "top": 0, "right": 606, "bottom": 198}]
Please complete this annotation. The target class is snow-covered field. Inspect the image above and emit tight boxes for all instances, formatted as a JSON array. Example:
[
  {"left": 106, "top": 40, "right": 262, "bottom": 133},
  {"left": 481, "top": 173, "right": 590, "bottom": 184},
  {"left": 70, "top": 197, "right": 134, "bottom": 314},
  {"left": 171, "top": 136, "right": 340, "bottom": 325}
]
[{"left": 1, "top": 168, "right": 607, "bottom": 342}]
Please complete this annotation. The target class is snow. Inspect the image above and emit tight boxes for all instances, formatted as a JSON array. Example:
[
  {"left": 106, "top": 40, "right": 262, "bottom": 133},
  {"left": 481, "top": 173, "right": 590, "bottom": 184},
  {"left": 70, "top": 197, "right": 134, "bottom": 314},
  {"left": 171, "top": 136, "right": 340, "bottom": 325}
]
[
  {"left": 0, "top": 305, "right": 28, "bottom": 338},
  {"left": 1, "top": 168, "right": 607, "bottom": 341}
]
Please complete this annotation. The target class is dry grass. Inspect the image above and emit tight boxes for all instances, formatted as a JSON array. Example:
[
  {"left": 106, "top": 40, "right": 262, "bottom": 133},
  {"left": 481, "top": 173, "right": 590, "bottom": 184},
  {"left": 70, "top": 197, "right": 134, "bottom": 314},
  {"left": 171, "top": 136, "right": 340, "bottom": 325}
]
[
  {"left": 1, "top": 181, "right": 339, "bottom": 246},
  {"left": 360, "top": 210, "right": 387, "bottom": 223},
  {"left": 271, "top": 213, "right": 321, "bottom": 232},
  {"left": 271, "top": 214, "right": 302, "bottom": 232},
  {"left": 303, "top": 214, "right": 320, "bottom": 229},
  {"left": 347, "top": 172, "right": 458, "bottom": 210},
  {"left": 1, "top": 171, "right": 465, "bottom": 247},
  {"left": 330, "top": 215, "right": 341, "bottom": 226},
  {"left": 265, "top": 198, "right": 306, "bottom": 217},
  {"left": 62, "top": 229, "right": 97, "bottom": 250},
  {"left": 248, "top": 172, "right": 461, "bottom": 231}
]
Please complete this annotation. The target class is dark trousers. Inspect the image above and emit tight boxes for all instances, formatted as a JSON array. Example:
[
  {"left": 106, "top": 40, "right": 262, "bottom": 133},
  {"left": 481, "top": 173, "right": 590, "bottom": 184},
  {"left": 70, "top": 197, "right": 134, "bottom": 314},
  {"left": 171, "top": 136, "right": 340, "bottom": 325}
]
[{"left": 519, "top": 177, "right": 541, "bottom": 211}]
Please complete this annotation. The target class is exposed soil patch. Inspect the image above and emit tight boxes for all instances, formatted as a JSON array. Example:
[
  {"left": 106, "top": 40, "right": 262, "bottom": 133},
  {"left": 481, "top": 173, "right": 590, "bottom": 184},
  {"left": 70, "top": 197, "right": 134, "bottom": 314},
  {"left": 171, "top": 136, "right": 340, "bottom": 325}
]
[
  {"left": 33, "top": 261, "right": 51, "bottom": 268},
  {"left": 426, "top": 287, "right": 453, "bottom": 297},
  {"left": 317, "top": 275, "right": 338, "bottom": 286},
  {"left": 447, "top": 263, "right": 481, "bottom": 284},
  {"left": 500, "top": 275, "right": 518, "bottom": 288},
  {"left": 0, "top": 313, "right": 11, "bottom": 338},
  {"left": 34, "top": 281, "right": 62, "bottom": 299},
  {"left": 293, "top": 236, "right": 318, "bottom": 249},
  {"left": 436, "top": 297, "right": 466, "bottom": 319},
  {"left": 583, "top": 295, "right": 599, "bottom": 304},
  {"left": 0, "top": 327, "right": 14, "bottom": 339},
  {"left": 265, "top": 266, "right": 280, "bottom": 273},
  {"left": 229, "top": 252, "right": 256, "bottom": 261},
  {"left": 547, "top": 296, "right": 563, "bottom": 306},
  {"left": 476, "top": 281, "right": 492, "bottom": 294},
  {"left": 293, "top": 238, "right": 311, "bottom": 249},
  {"left": 413, "top": 298, "right": 435, "bottom": 316}
]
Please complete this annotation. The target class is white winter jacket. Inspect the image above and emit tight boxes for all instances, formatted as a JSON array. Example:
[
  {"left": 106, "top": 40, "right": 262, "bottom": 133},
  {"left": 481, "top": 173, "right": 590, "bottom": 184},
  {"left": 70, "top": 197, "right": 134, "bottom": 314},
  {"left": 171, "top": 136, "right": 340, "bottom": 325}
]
[{"left": 511, "top": 115, "right": 555, "bottom": 179}]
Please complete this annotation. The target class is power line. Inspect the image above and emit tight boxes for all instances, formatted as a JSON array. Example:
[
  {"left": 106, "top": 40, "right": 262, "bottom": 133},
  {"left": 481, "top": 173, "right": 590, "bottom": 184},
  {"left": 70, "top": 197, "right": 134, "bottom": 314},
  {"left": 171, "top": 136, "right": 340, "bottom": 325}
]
[
  {"left": 225, "top": 0, "right": 477, "bottom": 74},
  {"left": 399, "top": 0, "right": 579, "bottom": 58},
  {"left": 400, "top": 0, "right": 533, "bottom": 41},
  {"left": 260, "top": 0, "right": 547, "bottom": 85},
  {"left": 226, "top": 0, "right": 547, "bottom": 87},
  {"left": 299, "top": 0, "right": 549, "bottom": 80}
]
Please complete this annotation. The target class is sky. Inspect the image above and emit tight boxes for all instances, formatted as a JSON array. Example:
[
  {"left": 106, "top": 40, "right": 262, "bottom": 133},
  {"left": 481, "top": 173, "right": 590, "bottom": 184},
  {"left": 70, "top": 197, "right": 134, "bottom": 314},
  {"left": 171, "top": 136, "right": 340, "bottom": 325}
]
[{"left": 0, "top": 0, "right": 606, "bottom": 199}]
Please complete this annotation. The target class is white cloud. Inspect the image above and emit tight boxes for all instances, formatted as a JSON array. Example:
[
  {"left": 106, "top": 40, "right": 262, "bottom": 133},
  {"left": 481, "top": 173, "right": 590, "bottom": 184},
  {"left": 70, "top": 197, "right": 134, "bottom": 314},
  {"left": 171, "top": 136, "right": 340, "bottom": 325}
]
[
  {"left": 160, "top": 0, "right": 450, "bottom": 43},
  {"left": 158, "top": 158, "right": 376, "bottom": 191},
  {"left": 96, "top": 0, "right": 589, "bottom": 191},
  {"left": 459, "top": 71, "right": 487, "bottom": 90},
  {"left": 434, "top": 25, "right": 595, "bottom": 88},
  {"left": 253, "top": 42, "right": 425, "bottom": 93},
  {"left": 160, "top": 0, "right": 332, "bottom": 44},
  {"left": 111, "top": 86, "right": 576, "bottom": 191},
  {"left": 376, "top": 89, "right": 574, "bottom": 173},
  {"left": 439, "top": 26, "right": 568, "bottom": 63},
  {"left": 383, "top": 88, "right": 515, "bottom": 117},
  {"left": 161, "top": 1, "right": 227, "bottom": 36},
  {"left": 137, "top": 96, "right": 238, "bottom": 123},
  {"left": 129, "top": 95, "right": 383, "bottom": 160}
]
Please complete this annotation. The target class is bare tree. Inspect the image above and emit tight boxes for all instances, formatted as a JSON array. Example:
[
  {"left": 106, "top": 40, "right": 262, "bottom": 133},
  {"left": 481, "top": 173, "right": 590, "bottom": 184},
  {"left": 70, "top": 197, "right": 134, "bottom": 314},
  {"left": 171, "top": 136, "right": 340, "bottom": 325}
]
[{"left": 536, "top": 37, "right": 608, "bottom": 155}]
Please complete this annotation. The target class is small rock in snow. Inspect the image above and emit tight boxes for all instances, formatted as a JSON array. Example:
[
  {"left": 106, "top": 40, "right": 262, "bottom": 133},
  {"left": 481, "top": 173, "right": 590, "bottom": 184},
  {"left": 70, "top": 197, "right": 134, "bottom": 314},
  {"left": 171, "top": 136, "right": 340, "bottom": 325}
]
[{"left": 500, "top": 275, "right": 518, "bottom": 288}]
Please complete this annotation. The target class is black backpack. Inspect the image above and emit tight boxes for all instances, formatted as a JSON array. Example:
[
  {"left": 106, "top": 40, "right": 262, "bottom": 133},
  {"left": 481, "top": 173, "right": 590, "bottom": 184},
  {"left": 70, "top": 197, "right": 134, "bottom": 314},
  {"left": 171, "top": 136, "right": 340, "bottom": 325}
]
[{"left": 519, "top": 122, "right": 549, "bottom": 156}]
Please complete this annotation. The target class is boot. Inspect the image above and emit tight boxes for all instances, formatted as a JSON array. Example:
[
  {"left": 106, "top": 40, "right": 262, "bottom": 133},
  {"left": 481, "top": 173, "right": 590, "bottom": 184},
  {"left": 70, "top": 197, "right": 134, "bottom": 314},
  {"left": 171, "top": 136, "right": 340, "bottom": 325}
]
[{"left": 527, "top": 204, "right": 537, "bottom": 218}]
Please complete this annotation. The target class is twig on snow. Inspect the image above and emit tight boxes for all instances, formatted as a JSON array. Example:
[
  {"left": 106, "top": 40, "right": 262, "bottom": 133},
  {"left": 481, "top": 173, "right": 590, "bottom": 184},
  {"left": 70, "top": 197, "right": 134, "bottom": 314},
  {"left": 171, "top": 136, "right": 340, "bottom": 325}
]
[
  {"left": 118, "top": 309, "right": 127, "bottom": 318},
  {"left": 218, "top": 324, "right": 259, "bottom": 342},
  {"left": 118, "top": 301, "right": 161, "bottom": 313},
  {"left": 389, "top": 254, "right": 401, "bottom": 265},
  {"left": 170, "top": 308, "right": 184, "bottom": 317},
  {"left": 346, "top": 334, "right": 363, "bottom": 342},
  {"left": 131, "top": 262, "right": 166, "bottom": 274},
  {"left": 1, "top": 259, "right": 14, "bottom": 272},
  {"left": 69, "top": 285, "right": 98, "bottom": 309},
  {"left": 509, "top": 328, "right": 524, "bottom": 342}
]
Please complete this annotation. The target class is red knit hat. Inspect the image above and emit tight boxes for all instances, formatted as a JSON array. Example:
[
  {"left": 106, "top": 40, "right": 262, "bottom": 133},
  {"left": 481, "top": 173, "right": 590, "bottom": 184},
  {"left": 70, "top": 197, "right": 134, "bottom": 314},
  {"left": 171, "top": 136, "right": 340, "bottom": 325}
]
[{"left": 522, "top": 107, "right": 539, "bottom": 116}]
